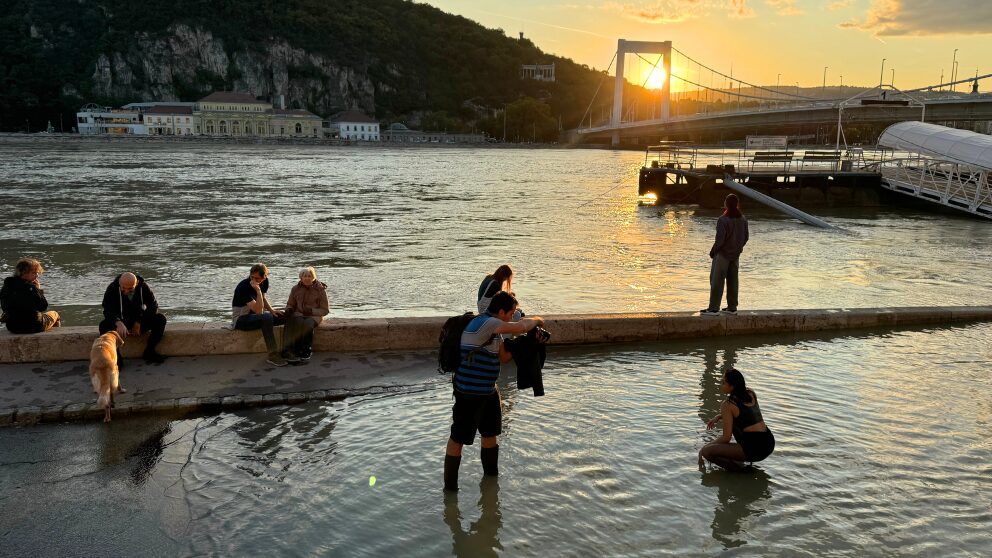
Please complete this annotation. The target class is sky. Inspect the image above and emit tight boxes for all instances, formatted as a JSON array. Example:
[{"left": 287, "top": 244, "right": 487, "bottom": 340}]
[{"left": 420, "top": 0, "right": 992, "bottom": 92}]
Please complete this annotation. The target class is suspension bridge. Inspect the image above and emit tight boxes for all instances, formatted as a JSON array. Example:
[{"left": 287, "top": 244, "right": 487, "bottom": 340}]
[{"left": 571, "top": 40, "right": 992, "bottom": 147}]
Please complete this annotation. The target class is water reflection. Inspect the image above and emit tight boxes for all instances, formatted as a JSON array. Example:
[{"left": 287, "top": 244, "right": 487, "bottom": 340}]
[
  {"left": 697, "top": 343, "right": 740, "bottom": 424},
  {"left": 701, "top": 468, "right": 772, "bottom": 549},
  {"left": 443, "top": 477, "right": 503, "bottom": 558}
]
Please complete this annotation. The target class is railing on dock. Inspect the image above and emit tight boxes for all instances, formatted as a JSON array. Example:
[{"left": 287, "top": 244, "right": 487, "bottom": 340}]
[
  {"left": 869, "top": 156, "right": 992, "bottom": 219},
  {"left": 644, "top": 144, "right": 893, "bottom": 174}
]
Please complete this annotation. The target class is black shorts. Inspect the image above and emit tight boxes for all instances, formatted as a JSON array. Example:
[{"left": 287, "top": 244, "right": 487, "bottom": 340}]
[
  {"left": 736, "top": 428, "right": 775, "bottom": 462},
  {"left": 450, "top": 390, "right": 502, "bottom": 445}
]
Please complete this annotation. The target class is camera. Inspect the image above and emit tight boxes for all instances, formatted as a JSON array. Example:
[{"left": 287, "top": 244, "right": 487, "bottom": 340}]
[{"left": 532, "top": 326, "right": 551, "bottom": 344}]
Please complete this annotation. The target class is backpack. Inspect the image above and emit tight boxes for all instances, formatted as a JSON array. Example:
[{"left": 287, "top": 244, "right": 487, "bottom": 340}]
[{"left": 438, "top": 312, "right": 476, "bottom": 373}]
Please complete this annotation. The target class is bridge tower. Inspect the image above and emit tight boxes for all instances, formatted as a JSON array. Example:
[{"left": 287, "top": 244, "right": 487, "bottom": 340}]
[{"left": 612, "top": 39, "right": 672, "bottom": 146}]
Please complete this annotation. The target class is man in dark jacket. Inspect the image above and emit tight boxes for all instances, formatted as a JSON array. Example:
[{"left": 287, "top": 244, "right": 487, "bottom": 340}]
[
  {"left": 98, "top": 272, "right": 167, "bottom": 363},
  {"left": 0, "top": 258, "right": 61, "bottom": 334}
]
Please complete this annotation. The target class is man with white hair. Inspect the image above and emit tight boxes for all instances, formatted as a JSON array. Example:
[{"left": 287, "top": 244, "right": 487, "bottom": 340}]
[{"left": 98, "top": 272, "right": 167, "bottom": 364}]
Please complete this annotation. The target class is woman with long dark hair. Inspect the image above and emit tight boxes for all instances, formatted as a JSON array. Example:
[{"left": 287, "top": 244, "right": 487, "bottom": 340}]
[
  {"left": 477, "top": 264, "right": 514, "bottom": 314},
  {"left": 700, "top": 193, "right": 749, "bottom": 316},
  {"left": 698, "top": 368, "right": 775, "bottom": 471}
]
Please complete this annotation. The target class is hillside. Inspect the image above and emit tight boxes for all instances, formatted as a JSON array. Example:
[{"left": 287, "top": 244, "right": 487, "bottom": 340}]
[{"left": 0, "top": 0, "right": 632, "bottom": 139}]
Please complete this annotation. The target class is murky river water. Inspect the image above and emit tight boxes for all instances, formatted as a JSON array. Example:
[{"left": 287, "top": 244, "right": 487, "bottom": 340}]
[
  {"left": 1, "top": 141, "right": 989, "bottom": 324},
  {"left": 1, "top": 141, "right": 990, "bottom": 555},
  {"left": 1, "top": 325, "right": 991, "bottom": 555}
]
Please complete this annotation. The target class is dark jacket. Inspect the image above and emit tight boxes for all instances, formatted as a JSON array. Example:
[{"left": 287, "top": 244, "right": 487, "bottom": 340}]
[
  {"left": 710, "top": 215, "right": 749, "bottom": 260},
  {"left": 0, "top": 276, "right": 49, "bottom": 333},
  {"left": 101, "top": 273, "right": 159, "bottom": 325},
  {"left": 504, "top": 329, "right": 547, "bottom": 397}
]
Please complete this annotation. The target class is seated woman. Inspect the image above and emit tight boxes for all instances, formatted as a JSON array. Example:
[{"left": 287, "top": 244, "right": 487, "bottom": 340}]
[
  {"left": 698, "top": 368, "right": 775, "bottom": 471},
  {"left": 283, "top": 266, "right": 329, "bottom": 361},
  {"left": 0, "top": 258, "right": 61, "bottom": 334},
  {"left": 477, "top": 264, "right": 522, "bottom": 320}
]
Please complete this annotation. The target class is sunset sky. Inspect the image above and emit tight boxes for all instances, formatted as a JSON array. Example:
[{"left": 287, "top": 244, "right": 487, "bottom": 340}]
[{"left": 422, "top": 1, "right": 991, "bottom": 92}]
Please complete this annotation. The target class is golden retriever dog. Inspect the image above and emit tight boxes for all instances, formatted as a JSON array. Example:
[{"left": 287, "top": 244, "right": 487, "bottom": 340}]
[{"left": 89, "top": 331, "right": 126, "bottom": 422}]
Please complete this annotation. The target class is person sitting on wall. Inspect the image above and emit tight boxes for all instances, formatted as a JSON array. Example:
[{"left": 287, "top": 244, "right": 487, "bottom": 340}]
[
  {"left": 0, "top": 258, "right": 61, "bottom": 334},
  {"left": 283, "top": 266, "right": 329, "bottom": 361},
  {"left": 232, "top": 263, "right": 292, "bottom": 367},
  {"left": 98, "top": 272, "right": 168, "bottom": 364}
]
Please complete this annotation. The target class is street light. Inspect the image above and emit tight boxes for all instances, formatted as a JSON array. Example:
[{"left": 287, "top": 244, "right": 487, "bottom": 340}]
[
  {"left": 951, "top": 49, "right": 958, "bottom": 92},
  {"left": 879, "top": 58, "right": 886, "bottom": 87},
  {"left": 953, "top": 61, "right": 959, "bottom": 92},
  {"left": 822, "top": 66, "right": 828, "bottom": 97},
  {"left": 891, "top": 68, "right": 895, "bottom": 86},
  {"left": 840, "top": 75, "right": 843, "bottom": 89}
]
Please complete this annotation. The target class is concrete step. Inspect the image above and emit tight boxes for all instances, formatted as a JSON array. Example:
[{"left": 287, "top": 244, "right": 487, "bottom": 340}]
[{"left": 2, "top": 306, "right": 991, "bottom": 364}]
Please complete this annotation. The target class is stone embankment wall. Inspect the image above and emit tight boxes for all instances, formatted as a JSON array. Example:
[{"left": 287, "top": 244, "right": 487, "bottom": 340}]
[{"left": 3, "top": 306, "right": 990, "bottom": 365}]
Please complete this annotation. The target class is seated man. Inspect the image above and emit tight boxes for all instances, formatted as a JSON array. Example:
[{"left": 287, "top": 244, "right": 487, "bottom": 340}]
[
  {"left": 98, "top": 272, "right": 167, "bottom": 364},
  {"left": 0, "top": 258, "right": 61, "bottom": 334},
  {"left": 232, "top": 263, "right": 292, "bottom": 367}
]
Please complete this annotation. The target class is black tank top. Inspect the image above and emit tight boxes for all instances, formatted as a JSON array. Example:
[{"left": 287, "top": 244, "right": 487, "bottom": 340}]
[{"left": 729, "top": 391, "right": 763, "bottom": 433}]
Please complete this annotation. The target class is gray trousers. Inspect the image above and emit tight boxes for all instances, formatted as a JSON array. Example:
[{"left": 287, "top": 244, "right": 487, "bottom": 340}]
[{"left": 708, "top": 253, "right": 740, "bottom": 312}]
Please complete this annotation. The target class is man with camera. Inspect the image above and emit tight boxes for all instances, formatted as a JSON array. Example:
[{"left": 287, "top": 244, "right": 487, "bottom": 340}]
[{"left": 443, "top": 291, "right": 546, "bottom": 492}]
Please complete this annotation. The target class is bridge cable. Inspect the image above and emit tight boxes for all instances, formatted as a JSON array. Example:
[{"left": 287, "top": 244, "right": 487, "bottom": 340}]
[
  {"left": 670, "top": 47, "right": 820, "bottom": 100},
  {"left": 579, "top": 52, "right": 617, "bottom": 129}
]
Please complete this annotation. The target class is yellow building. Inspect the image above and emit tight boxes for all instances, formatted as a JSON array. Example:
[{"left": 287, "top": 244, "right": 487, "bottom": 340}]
[{"left": 195, "top": 92, "right": 321, "bottom": 138}]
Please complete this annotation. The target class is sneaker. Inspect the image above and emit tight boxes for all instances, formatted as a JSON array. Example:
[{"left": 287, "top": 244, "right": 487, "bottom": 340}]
[
  {"left": 699, "top": 308, "right": 720, "bottom": 316},
  {"left": 282, "top": 351, "right": 301, "bottom": 364},
  {"left": 267, "top": 353, "right": 288, "bottom": 367},
  {"left": 720, "top": 308, "right": 738, "bottom": 315},
  {"left": 143, "top": 350, "right": 166, "bottom": 364},
  {"left": 298, "top": 350, "right": 312, "bottom": 361}
]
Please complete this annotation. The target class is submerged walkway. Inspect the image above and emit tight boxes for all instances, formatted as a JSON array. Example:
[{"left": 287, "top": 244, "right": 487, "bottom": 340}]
[{"left": 1, "top": 306, "right": 990, "bottom": 425}]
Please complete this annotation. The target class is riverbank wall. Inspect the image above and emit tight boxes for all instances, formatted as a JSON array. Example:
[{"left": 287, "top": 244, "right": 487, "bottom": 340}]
[
  {"left": 3, "top": 306, "right": 989, "bottom": 426},
  {"left": 3, "top": 306, "right": 990, "bottom": 365}
]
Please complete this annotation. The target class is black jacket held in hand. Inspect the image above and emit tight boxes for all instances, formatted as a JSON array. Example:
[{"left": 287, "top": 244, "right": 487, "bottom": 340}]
[
  {"left": 102, "top": 273, "right": 159, "bottom": 325},
  {"left": 0, "top": 276, "right": 49, "bottom": 333},
  {"left": 505, "top": 328, "right": 548, "bottom": 397}
]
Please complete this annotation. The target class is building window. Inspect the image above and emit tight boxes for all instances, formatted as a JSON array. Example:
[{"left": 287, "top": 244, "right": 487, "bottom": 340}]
[
  {"left": 295, "top": 123, "right": 302, "bottom": 134},
  {"left": 219, "top": 121, "right": 228, "bottom": 134}
]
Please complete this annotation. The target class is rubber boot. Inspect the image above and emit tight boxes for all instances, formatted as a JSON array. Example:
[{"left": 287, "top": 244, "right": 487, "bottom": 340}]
[
  {"left": 444, "top": 454, "right": 461, "bottom": 492},
  {"left": 481, "top": 445, "right": 499, "bottom": 477}
]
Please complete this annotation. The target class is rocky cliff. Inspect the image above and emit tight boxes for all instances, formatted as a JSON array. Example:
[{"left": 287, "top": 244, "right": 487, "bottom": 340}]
[{"left": 87, "top": 24, "right": 375, "bottom": 114}]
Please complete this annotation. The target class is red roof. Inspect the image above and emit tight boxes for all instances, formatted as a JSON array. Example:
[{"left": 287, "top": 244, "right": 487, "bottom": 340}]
[
  {"left": 199, "top": 92, "right": 268, "bottom": 104},
  {"left": 328, "top": 110, "right": 377, "bottom": 123},
  {"left": 273, "top": 108, "right": 320, "bottom": 118},
  {"left": 143, "top": 105, "right": 194, "bottom": 115}
]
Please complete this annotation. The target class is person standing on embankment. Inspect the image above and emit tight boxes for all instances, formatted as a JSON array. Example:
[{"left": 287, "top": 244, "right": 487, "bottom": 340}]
[{"left": 701, "top": 194, "right": 749, "bottom": 316}]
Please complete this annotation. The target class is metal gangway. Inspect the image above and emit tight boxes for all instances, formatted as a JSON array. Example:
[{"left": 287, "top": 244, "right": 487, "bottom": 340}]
[{"left": 874, "top": 122, "right": 992, "bottom": 219}]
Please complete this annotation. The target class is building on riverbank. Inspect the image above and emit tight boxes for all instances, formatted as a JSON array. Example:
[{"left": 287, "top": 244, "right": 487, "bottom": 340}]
[
  {"left": 74, "top": 92, "right": 321, "bottom": 138},
  {"left": 381, "top": 122, "right": 487, "bottom": 144},
  {"left": 325, "top": 111, "right": 380, "bottom": 141},
  {"left": 76, "top": 104, "right": 147, "bottom": 135}
]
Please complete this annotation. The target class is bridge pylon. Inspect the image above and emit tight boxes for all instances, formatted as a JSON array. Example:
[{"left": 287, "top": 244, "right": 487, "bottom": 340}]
[{"left": 612, "top": 39, "right": 672, "bottom": 146}]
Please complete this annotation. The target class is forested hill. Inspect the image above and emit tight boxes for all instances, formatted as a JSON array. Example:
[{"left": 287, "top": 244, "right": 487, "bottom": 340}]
[{"left": 0, "top": 0, "right": 631, "bottom": 139}]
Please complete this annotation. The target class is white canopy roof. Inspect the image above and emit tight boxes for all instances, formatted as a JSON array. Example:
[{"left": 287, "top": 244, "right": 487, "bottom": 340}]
[{"left": 879, "top": 121, "right": 992, "bottom": 170}]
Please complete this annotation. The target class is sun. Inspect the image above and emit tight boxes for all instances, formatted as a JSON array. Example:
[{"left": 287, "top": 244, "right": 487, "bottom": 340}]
[{"left": 644, "top": 67, "right": 667, "bottom": 90}]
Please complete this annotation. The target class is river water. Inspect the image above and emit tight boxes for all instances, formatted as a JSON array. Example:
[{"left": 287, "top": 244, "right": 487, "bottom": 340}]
[
  {"left": 1, "top": 325, "right": 990, "bottom": 555},
  {"left": 1, "top": 141, "right": 991, "bottom": 555},
  {"left": 1, "top": 141, "right": 989, "bottom": 324}
]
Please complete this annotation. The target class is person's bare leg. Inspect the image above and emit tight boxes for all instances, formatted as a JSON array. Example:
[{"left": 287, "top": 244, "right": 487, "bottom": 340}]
[{"left": 700, "top": 442, "right": 747, "bottom": 471}]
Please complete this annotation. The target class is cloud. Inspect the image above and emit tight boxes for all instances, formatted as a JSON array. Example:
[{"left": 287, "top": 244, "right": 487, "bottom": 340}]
[
  {"left": 765, "top": 0, "right": 801, "bottom": 16},
  {"left": 841, "top": 0, "right": 992, "bottom": 36},
  {"left": 602, "top": 1, "right": 754, "bottom": 23},
  {"left": 827, "top": 0, "right": 854, "bottom": 9}
]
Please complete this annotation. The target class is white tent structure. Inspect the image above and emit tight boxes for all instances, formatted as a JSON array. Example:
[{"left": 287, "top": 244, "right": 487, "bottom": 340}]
[{"left": 875, "top": 122, "right": 992, "bottom": 219}]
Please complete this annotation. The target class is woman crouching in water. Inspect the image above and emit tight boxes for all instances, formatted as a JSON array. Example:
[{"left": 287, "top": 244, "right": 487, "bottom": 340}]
[{"left": 698, "top": 368, "right": 775, "bottom": 471}]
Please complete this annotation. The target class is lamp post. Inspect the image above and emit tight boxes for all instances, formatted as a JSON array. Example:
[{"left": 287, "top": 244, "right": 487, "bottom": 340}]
[
  {"left": 822, "top": 66, "right": 828, "bottom": 98},
  {"left": 840, "top": 75, "right": 843, "bottom": 89},
  {"left": 953, "top": 61, "right": 959, "bottom": 92},
  {"left": 951, "top": 49, "right": 958, "bottom": 92},
  {"left": 891, "top": 68, "right": 895, "bottom": 86},
  {"left": 879, "top": 58, "right": 886, "bottom": 87}
]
